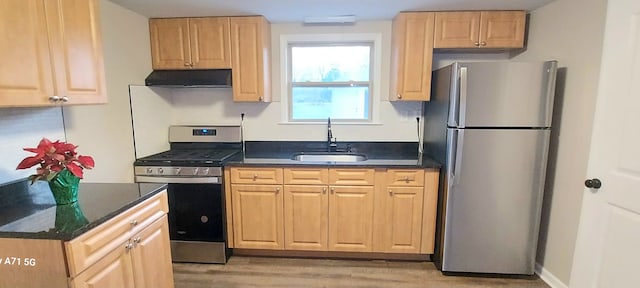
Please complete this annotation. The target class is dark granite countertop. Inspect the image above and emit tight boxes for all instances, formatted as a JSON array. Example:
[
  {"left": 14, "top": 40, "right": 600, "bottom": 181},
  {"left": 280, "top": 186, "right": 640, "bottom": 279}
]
[
  {"left": 225, "top": 141, "right": 442, "bottom": 169},
  {"left": 0, "top": 180, "right": 167, "bottom": 241}
]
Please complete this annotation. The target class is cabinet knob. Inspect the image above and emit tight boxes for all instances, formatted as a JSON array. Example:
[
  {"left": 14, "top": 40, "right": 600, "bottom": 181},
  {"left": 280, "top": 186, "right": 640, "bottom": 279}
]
[
  {"left": 396, "top": 94, "right": 402, "bottom": 99},
  {"left": 125, "top": 243, "right": 134, "bottom": 251},
  {"left": 253, "top": 174, "right": 258, "bottom": 180},
  {"left": 322, "top": 187, "right": 327, "bottom": 194},
  {"left": 403, "top": 176, "right": 410, "bottom": 182},
  {"left": 49, "top": 95, "right": 60, "bottom": 102},
  {"left": 330, "top": 187, "right": 335, "bottom": 194},
  {"left": 61, "top": 96, "right": 69, "bottom": 102},
  {"left": 389, "top": 189, "right": 393, "bottom": 196},
  {"left": 276, "top": 187, "right": 280, "bottom": 193},
  {"left": 474, "top": 42, "right": 480, "bottom": 46},
  {"left": 480, "top": 42, "right": 487, "bottom": 46},
  {"left": 130, "top": 220, "right": 138, "bottom": 226},
  {"left": 258, "top": 96, "right": 263, "bottom": 102},
  {"left": 133, "top": 237, "right": 142, "bottom": 244},
  {"left": 184, "top": 62, "right": 190, "bottom": 67}
]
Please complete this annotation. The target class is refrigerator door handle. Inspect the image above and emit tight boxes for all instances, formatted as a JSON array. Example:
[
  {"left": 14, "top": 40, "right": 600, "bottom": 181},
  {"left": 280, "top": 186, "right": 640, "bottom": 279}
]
[
  {"left": 448, "top": 63, "right": 461, "bottom": 127},
  {"left": 458, "top": 66, "right": 468, "bottom": 128},
  {"left": 453, "top": 129, "right": 464, "bottom": 185}
]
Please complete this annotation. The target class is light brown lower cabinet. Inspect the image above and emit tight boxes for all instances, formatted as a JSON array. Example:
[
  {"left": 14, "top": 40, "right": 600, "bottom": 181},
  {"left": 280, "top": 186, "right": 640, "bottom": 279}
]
[
  {"left": 0, "top": 190, "right": 173, "bottom": 288},
  {"left": 228, "top": 167, "right": 438, "bottom": 256}
]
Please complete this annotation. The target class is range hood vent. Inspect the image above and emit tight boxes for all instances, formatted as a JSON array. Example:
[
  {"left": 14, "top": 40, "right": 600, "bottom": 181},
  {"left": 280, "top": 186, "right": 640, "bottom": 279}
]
[{"left": 144, "top": 69, "right": 232, "bottom": 87}]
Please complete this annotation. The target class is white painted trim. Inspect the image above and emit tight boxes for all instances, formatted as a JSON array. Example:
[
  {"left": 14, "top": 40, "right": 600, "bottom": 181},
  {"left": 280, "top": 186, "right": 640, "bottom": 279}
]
[
  {"left": 535, "top": 263, "right": 569, "bottom": 288},
  {"left": 279, "top": 33, "right": 383, "bottom": 124}
]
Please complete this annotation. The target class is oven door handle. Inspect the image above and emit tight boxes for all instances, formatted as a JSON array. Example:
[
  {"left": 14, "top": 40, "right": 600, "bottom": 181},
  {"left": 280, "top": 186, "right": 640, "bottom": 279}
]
[{"left": 136, "top": 176, "right": 221, "bottom": 184}]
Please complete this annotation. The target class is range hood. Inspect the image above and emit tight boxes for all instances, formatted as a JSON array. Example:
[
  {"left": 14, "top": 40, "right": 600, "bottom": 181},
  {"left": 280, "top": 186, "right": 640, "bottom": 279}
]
[{"left": 144, "top": 69, "right": 232, "bottom": 87}]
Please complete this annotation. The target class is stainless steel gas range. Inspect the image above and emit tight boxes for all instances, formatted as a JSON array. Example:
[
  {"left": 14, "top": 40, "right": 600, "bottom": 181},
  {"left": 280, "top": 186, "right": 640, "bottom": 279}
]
[{"left": 134, "top": 125, "right": 241, "bottom": 264}]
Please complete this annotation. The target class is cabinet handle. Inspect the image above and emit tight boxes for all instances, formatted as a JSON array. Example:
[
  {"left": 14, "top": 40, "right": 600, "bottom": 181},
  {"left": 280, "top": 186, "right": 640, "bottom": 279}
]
[
  {"left": 474, "top": 42, "right": 480, "bottom": 46},
  {"left": 330, "top": 187, "right": 335, "bottom": 194},
  {"left": 125, "top": 243, "right": 133, "bottom": 251},
  {"left": 322, "top": 187, "right": 327, "bottom": 194},
  {"left": 130, "top": 220, "right": 138, "bottom": 226},
  {"left": 133, "top": 237, "right": 142, "bottom": 244},
  {"left": 403, "top": 176, "right": 410, "bottom": 182},
  {"left": 49, "top": 95, "right": 60, "bottom": 102},
  {"left": 480, "top": 42, "right": 487, "bottom": 46},
  {"left": 184, "top": 62, "right": 191, "bottom": 67},
  {"left": 61, "top": 96, "right": 69, "bottom": 102},
  {"left": 396, "top": 94, "right": 402, "bottom": 99},
  {"left": 276, "top": 187, "right": 280, "bottom": 193},
  {"left": 253, "top": 174, "right": 258, "bottom": 180},
  {"left": 389, "top": 189, "right": 393, "bottom": 196}
]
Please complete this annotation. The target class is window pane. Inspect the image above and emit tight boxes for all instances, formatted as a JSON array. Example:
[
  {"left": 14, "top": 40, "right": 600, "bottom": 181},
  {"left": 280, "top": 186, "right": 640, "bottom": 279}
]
[
  {"left": 291, "top": 46, "right": 370, "bottom": 82},
  {"left": 291, "top": 86, "right": 369, "bottom": 120}
]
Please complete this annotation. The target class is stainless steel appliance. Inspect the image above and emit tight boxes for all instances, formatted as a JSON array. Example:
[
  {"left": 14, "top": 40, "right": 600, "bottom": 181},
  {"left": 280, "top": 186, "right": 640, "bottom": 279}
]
[
  {"left": 424, "top": 61, "right": 558, "bottom": 275},
  {"left": 134, "top": 125, "right": 241, "bottom": 264}
]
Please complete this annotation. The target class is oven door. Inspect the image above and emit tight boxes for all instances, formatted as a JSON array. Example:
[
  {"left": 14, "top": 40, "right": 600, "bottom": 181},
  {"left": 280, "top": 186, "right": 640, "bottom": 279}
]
[{"left": 167, "top": 182, "right": 224, "bottom": 242}]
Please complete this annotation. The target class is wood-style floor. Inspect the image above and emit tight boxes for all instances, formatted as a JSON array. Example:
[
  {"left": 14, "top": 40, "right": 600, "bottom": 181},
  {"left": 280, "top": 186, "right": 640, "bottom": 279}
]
[{"left": 173, "top": 256, "right": 550, "bottom": 288}]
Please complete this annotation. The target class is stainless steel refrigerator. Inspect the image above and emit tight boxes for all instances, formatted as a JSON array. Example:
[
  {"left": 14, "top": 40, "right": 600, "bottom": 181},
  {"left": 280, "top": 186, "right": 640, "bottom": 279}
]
[{"left": 423, "top": 61, "right": 558, "bottom": 275}]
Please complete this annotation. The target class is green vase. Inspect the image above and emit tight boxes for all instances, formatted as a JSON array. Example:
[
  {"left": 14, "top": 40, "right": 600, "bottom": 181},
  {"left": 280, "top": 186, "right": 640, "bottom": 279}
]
[
  {"left": 48, "top": 169, "right": 80, "bottom": 205},
  {"left": 55, "top": 201, "right": 89, "bottom": 233}
]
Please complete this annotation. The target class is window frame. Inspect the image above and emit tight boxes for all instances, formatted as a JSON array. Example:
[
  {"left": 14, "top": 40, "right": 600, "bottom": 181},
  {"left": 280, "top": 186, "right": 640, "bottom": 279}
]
[
  {"left": 279, "top": 33, "right": 382, "bottom": 125},
  {"left": 287, "top": 42, "right": 374, "bottom": 122}
]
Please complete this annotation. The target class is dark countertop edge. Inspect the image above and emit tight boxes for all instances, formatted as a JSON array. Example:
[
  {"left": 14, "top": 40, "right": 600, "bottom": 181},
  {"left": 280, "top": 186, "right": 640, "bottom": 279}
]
[
  {"left": 224, "top": 156, "right": 442, "bottom": 169},
  {"left": 0, "top": 184, "right": 168, "bottom": 241}
]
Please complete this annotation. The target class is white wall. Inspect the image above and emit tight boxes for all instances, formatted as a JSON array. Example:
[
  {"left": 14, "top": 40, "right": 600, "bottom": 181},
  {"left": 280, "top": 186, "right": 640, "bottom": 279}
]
[
  {"left": 62, "top": 0, "right": 152, "bottom": 183},
  {"left": 0, "top": 108, "right": 65, "bottom": 183},
  {"left": 512, "top": 0, "right": 607, "bottom": 285}
]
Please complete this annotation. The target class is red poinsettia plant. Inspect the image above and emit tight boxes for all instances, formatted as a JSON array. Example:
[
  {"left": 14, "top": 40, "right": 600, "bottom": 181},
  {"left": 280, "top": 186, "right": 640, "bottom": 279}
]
[{"left": 16, "top": 138, "right": 95, "bottom": 183}]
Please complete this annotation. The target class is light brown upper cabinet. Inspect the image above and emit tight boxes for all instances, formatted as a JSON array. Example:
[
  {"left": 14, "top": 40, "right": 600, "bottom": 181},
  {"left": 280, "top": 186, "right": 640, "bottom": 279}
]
[
  {"left": 0, "top": 0, "right": 107, "bottom": 107},
  {"left": 434, "top": 11, "right": 526, "bottom": 49},
  {"left": 149, "top": 17, "right": 231, "bottom": 69},
  {"left": 230, "top": 16, "right": 272, "bottom": 102},
  {"left": 390, "top": 12, "right": 435, "bottom": 101}
]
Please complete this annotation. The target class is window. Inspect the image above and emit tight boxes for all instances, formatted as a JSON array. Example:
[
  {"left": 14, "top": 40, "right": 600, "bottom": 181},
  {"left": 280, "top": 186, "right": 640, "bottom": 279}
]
[{"left": 288, "top": 43, "right": 373, "bottom": 122}]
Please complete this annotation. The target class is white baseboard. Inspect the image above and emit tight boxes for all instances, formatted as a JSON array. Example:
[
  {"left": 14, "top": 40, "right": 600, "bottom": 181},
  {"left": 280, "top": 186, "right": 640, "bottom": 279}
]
[{"left": 535, "top": 263, "right": 569, "bottom": 288}]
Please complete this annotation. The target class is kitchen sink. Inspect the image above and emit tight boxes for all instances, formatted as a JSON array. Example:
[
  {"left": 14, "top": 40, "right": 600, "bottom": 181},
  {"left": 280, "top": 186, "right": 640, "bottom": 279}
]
[{"left": 291, "top": 152, "right": 367, "bottom": 162}]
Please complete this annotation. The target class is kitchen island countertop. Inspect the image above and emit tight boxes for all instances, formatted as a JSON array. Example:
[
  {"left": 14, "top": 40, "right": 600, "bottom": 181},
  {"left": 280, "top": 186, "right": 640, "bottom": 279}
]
[{"left": 0, "top": 180, "right": 167, "bottom": 240}]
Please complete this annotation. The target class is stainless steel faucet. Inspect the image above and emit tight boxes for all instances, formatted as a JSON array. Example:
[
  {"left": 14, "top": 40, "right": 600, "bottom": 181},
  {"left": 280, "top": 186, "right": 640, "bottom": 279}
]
[{"left": 327, "top": 117, "right": 337, "bottom": 152}]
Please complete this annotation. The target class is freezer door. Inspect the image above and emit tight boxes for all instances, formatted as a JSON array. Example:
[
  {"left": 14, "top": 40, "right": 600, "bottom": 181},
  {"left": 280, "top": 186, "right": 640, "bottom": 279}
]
[
  {"left": 449, "top": 61, "right": 557, "bottom": 128},
  {"left": 442, "top": 128, "right": 550, "bottom": 274}
]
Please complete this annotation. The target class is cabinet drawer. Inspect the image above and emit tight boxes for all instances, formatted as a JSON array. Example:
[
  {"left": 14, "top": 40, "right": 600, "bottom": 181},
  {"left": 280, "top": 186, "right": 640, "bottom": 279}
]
[
  {"left": 386, "top": 169, "right": 425, "bottom": 186},
  {"left": 284, "top": 168, "right": 328, "bottom": 185},
  {"left": 230, "top": 167, "right": 283, "bottom": 184},
  {"left": 65, "top": 191, "right": 169, "bottom": 277},
  {"left": 329, "top": 169, "right": 374, "bottom": 186}
]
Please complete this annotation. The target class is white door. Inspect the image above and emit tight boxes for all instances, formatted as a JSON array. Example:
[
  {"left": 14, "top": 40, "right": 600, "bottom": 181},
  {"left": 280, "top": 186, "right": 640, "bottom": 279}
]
[{"left": 569, "top": 0, "right": 640, "bottom": 287}]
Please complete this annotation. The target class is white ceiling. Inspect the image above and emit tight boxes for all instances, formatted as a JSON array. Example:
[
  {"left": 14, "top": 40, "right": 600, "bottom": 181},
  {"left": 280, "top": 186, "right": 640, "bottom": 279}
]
[{"left": 108, "top": 0, "right": 556, "bottom": 23}]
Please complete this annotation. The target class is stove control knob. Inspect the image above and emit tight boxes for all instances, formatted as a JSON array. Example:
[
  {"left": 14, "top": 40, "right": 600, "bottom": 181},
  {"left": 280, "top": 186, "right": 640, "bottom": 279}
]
[
  {"left": 146, "top": 168, "right": 153, "bottom": 175},
  {"left": 202, "top": 168, "right": 210, "bottom": 175},
  {"left": 158, "top": 168, "right": 164, "bottom": 174},
  {"left": 193, "top": 168, "right": 199, "bottom": 175},
  {"left": 175, "top": 168, "right": 181, "bottom": 175}
]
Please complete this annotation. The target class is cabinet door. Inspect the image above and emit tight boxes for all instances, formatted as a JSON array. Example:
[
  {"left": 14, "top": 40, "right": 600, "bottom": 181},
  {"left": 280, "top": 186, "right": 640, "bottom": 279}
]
[
  {"left": 149, "top": 18, "right": 191, "bottom": 70},
  {"left": 70, "top": 244, "right": 135, "bottom": 288},
  {"left": 479, "top": 11, "right": 526, "bottom": 48},
  {"left": 130, "top": 215, "right": 174, "bottom": 288},
  {"left": 390, "top": 12, "right": 435, "bottom": 101},
  {"left": 230, "top": 16, "right": 271, "bottom": 102},
  {"left": 433, "top": 11, "right": 481, "bottom": 48},
  {"left": 232, "top": 184, "right": 284, "bottom": 249},
  {"left": 189, "top": 17, "right": 231, "bottom": 69},
  {"left": 380, "top": 186, "right": 424, "bottom": 253},
  {"left": 328, "top": 186, "right": 374, "bottom": 252},
  {"left": 45, "top": 0, "right": 106, "bottom": 104},
  {"left": 0, "top": 0, "right": 55, "bottom": 107},
  {"left": 284, "top": 185, "right": 328, "bottom": 251},
  {"left": 420, "top": 169, "right": 439, "bottom": 254}
]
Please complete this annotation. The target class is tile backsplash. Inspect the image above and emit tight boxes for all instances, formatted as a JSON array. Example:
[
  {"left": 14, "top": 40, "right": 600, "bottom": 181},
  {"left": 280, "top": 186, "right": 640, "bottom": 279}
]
[{"left": 0, "top": 107, "right": 65, "bottom": 184}]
